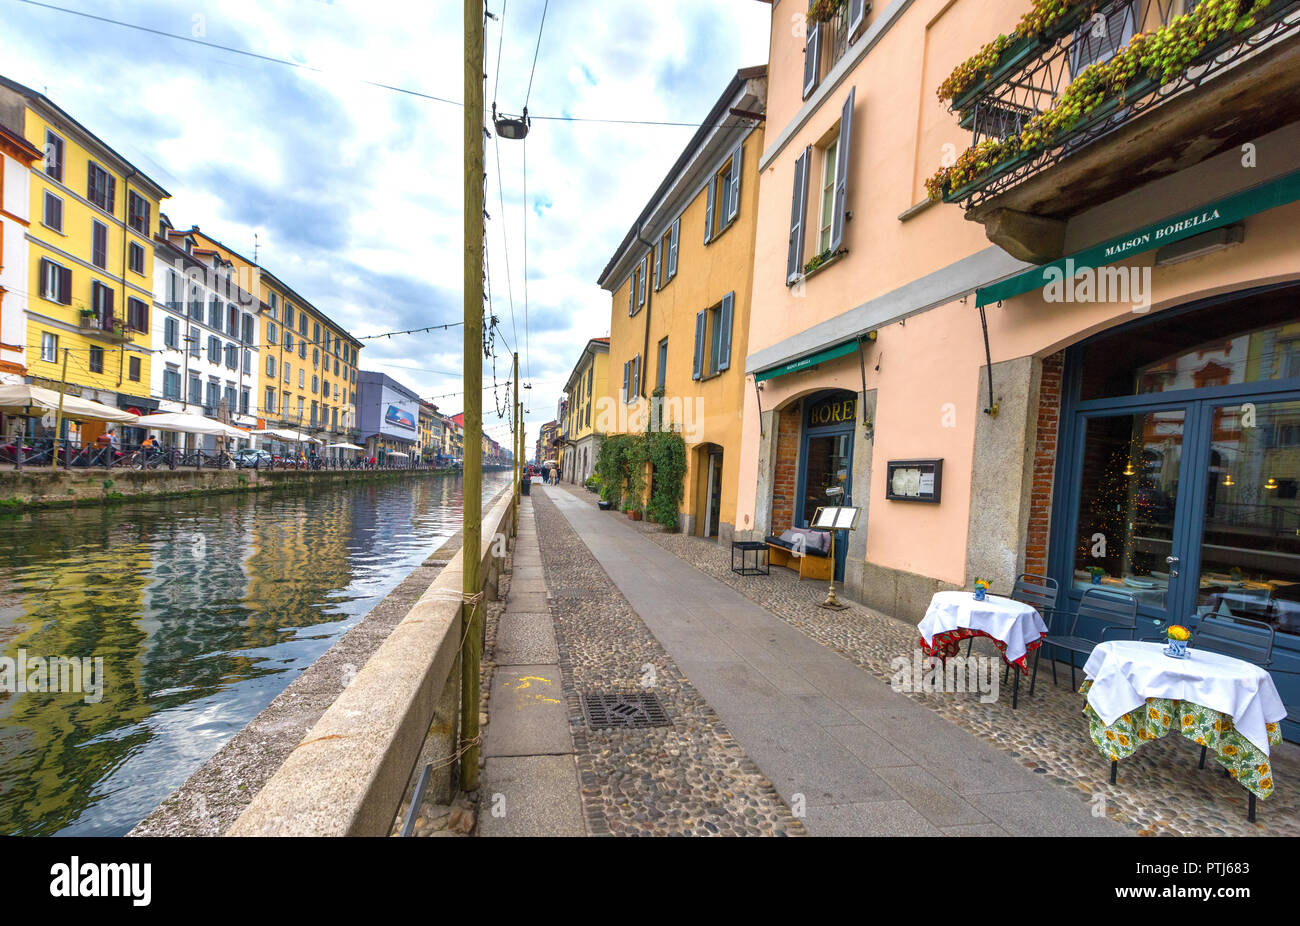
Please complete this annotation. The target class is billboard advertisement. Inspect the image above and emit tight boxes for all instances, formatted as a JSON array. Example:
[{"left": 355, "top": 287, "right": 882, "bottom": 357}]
[{"left": 379, "top": 386, "right": 419, "bottom": 440}]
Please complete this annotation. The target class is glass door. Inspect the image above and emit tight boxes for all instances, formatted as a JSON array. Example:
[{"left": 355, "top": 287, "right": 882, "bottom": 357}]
[
  {"left": 1067, "top": 406, "right": 1192, "bottom": 623},
  {"left": 1188, "top": 397, "right": 1300, "bottom": 635},
  {"left": 799, "top": 430, "right": 853, "bottom": 581}
]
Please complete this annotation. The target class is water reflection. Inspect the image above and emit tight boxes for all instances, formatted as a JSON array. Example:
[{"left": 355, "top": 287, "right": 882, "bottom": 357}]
[{"left": 0, "top": 471, "right": 509, "bottom": 836}]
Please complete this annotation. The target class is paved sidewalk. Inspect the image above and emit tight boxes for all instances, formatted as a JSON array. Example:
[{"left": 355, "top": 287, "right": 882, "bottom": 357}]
[
  {"left": 478, "top": 495, "right": 586, "bottom": 836},
  {"left": 544, "top": 486, "right": 1127, "bottom": 836}
]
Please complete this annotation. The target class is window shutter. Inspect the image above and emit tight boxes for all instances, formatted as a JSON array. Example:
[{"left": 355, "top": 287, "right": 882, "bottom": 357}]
[
  {"left": 849, "top": 0, "right": 867, "bottom": 39},
  {"left": 100, "top": 285, "right": 114, "bottom": 330},
  {"left": 668, "top": 218, "right": 680, "bottom": 278},
  {"left": 717, "top": 292, "right": 734, "bottom": 372},
  {"left": 728, "top": 142, "right": 742, "bottom": 223},
  {"left": 39, "top": 259, "right": 51, "bottom": 299},
  {"left": 59, "top": 266, "right": 72, "bottom": 305},
  {"left": 87, "top": 162, "right": 96, "bottom": 204},
  {"left": 638, "top": 256, "right": 648, "bottom": 306},
  {"left": 704, "top": 177, "right": 716, "bottom": 243},
  {"left": 628, "top": 276, "right": 635, "bottom": 316},
  {"left": 786, "top": 146, "right": 811, "bottom": 284},
  {"left": 653, "top": 244, "right": 661, "bottom": 291},
  {"left": 106, "top": 175, "right": 116, "bottom": 214},
  {"left": 1070, "top": 1, "right": 1137, "bottom": 76},
  {"left": 802, "top": 23, "right": 821, "bottom": 100},
  {"left": 623, "top": 360, "right": 630, "bottom": 401},
  {"left": 831, "top": 87, "right": 855, "bottom": 253},
  {"left": 634, "top": 354, "right": 641, "bottom": 398},
  {"left": 692, "top": 310, "right": 706, "bottom": 380},
  {"left": 92, "top": 222, "right": 106, "bottom": 267}
]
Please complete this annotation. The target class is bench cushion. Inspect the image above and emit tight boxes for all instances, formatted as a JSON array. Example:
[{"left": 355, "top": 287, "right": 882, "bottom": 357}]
[{"left": 765, "top": 528, "right": 831, "bottom": 557}]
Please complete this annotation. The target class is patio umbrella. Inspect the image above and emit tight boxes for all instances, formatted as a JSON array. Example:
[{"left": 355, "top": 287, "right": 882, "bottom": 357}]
[
  {"left": 387, "top": 451, "right": 410, "bottom": 458},
  {"left": 131, "top": 412, "right": 249, "bottom": 439},
  {"left": 252, "top": 428, "right": 321, "bottom": 443},
  {"left": 325, "top": 442, "right": 364, "bottom": 450},
  {"left": 0, "top": 383, "right": 137, "bottom": 422}
]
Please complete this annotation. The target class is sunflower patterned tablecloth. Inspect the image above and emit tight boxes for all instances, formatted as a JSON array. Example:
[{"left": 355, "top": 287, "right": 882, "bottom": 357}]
[{"left": 1080, "top": 680, "right": 1283, "bottom": 799}]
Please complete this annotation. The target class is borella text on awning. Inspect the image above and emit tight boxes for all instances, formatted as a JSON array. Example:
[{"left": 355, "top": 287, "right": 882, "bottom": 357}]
[{"left": 1104, "top": 209, "right": 1223, "bottom": 259}]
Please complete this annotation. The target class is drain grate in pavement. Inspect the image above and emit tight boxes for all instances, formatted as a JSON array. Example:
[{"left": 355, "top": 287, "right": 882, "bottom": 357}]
[
  {"left": 551, "top": 587, "right": 600, "bottom": 600},
  {"left": 582, "top": 691, "right": 671, "bottom": 729}
]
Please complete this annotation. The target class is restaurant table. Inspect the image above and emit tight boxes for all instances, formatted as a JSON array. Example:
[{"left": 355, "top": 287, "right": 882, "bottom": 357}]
[
  {"left": 918, "top": 590, "right": 1049, "bottom": 708},
  {"left": 1081, "top": 640, "right": 1287, "bottom": 820}
]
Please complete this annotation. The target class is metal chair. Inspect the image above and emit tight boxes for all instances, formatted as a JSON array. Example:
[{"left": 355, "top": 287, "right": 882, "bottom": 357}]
[
  {"left": 959, "top": 573, "right": 1059, "bottom": 709},
  {"left": 966, "top": 572, "right": 1060, "bottom": 654},
  {"left": 1030, "top": 587, "right": 1138, "bottom": 697},
  {"left": 1188, "top": 613, "right": 1275, "bottom": 818}
]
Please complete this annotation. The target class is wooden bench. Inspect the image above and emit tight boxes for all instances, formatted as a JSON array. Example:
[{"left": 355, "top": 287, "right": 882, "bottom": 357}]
[{"left": 765, "top": 533, "right": 833, "bottom": 582}]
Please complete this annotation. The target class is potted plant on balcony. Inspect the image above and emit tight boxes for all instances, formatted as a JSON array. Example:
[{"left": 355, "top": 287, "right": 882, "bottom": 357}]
[{"left": 806, "top": 0, "right": 844, "bottom": 25}]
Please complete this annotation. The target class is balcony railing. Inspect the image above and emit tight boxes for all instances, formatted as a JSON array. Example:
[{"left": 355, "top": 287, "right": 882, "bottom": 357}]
[
  {"left": 943, "top": 0, "right": 1300, "bottom": 211},
  {"left": 817, "top": 3, "right": 853, "bottom": 84}
]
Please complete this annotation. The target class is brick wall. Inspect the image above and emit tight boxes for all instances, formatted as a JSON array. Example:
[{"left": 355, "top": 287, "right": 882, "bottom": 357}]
[
  {"left": 771, "top": 402, "right": 801, "bottom": 534},
  {"left": 1025, "top": 351, "right": 1064, "bottom": 577}
]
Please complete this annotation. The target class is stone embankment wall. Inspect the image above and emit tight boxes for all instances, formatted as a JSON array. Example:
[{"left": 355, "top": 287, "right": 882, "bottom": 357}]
[{"left": 0, "top": 467, "right": 460, "bottom": 510}]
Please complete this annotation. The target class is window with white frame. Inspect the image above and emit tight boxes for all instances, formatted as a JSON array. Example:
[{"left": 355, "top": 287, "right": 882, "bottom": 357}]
[
  {"left": 817, "top": 134, "right": 840, "bottom": 254},
  {"left": 786, "top": 87, "right": 855, "bottom": 284},
  {"left": 40, "top": 331, "right": 57, "bottom": 363}
]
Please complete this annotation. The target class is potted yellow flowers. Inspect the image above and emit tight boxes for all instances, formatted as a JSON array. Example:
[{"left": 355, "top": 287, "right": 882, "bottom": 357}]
[
  {"left": 973, "top": 577, "right": 990, "bottom": 602},
  {"left": 1165, "top": 624, "right": 1191, "bottom": 658}
]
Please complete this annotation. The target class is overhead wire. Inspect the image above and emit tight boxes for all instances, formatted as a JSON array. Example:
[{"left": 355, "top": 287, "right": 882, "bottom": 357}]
[{"left": 10, "top": 0, "right": 753, "bottom": 129}]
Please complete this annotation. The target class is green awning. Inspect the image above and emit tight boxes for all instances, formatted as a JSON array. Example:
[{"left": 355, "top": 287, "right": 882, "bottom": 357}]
[
  {"left": 976, "top": 167, "right": 1300, "bottom": 308},
  {"left": 754, "top": 338, "right": 861, "bottom": 383}
]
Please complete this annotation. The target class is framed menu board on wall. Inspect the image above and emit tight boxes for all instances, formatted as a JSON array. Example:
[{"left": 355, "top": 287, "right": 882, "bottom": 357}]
[{"left": 885, "top": 459, "right": 943, "bottom": 503}]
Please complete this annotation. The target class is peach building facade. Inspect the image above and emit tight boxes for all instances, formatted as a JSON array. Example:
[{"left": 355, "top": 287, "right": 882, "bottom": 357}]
[{"left": 740, "top": 0, "right": 1300, "bottom": 736}]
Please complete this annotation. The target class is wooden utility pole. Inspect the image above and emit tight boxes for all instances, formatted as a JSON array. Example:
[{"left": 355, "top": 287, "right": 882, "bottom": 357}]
[
  {"left": 51, "top": 348, "right": 70, "bottom": 471},
  {"left": 460, "top": 0, "right": 485, "bottom": 793}
]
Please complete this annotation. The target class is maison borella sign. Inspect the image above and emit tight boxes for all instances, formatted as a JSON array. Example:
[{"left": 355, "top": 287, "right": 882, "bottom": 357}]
[
  {"left": 976, "top": 167, "right": 1300, "bottom": 308},
  {"left": 807, "top": 395, "right": 856, "bottom": 427}
]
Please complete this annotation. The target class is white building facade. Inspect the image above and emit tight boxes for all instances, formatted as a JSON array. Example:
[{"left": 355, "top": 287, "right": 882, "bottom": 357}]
[
  {"left": 150, "top": 219, "right": 259, "bottom": 449},
  {"left": 0, "top": 123, "right": 39, "bottom": 391}
]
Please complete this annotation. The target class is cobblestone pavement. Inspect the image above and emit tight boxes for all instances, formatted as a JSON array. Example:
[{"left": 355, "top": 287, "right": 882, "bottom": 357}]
[
  {"left": 530, "top": 489, "right": 805, "bottom": 836},
  {"left": 556, "top": 484, "right": 1300, "bottom": 837}
]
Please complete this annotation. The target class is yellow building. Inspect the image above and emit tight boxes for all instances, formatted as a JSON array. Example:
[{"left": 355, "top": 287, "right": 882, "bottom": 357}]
[
  {"left": 0, "top": 76, "right": 169, "bottom": 440},
  {"left": 184, "top": 228, "right": 363, "bottom": 448},
  {"left": 560, "top": 337, "right": 609, "bottom": 484},
  {"left": 596, "top": 67, "right": 765, "bottom": 541}
]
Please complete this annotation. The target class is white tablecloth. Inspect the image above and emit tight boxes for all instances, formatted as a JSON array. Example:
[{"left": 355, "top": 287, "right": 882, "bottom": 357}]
[
  {"left": 918, "top": 591, "right": 1048, "bottom": 666},
  {"left": 1083, "top": 640, "right": 1287, "bottom": 756}
]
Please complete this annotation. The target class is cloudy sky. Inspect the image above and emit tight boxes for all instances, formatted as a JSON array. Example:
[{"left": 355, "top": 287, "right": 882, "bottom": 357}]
[{"left": 0, "top": 0, "right": 770, "bottom": 450}]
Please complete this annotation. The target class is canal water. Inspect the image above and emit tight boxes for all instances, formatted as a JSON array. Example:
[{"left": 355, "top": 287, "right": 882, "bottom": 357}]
[{"left": 0, "top": 471, "right": 512, "bottom": 836}]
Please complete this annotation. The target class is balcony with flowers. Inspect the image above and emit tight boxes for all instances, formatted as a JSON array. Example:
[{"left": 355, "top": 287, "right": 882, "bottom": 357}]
[{"left": 925, "top": 0, "right": 1300, "bottom": 261}]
